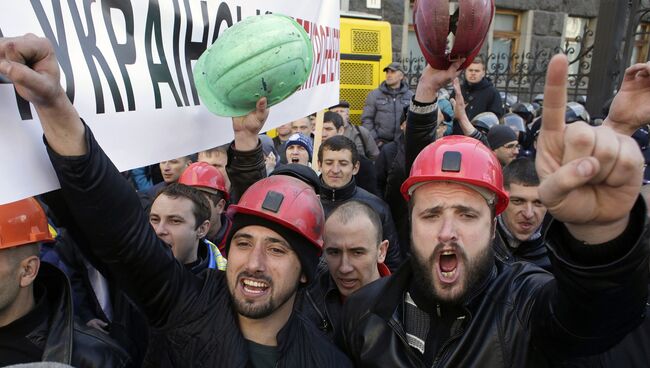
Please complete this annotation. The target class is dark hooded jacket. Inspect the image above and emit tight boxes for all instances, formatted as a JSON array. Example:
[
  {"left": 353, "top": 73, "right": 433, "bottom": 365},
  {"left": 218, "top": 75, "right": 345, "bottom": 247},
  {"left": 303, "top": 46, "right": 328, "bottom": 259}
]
[{"left": 493, "top": 214, "right": 554, "bottom": 272}]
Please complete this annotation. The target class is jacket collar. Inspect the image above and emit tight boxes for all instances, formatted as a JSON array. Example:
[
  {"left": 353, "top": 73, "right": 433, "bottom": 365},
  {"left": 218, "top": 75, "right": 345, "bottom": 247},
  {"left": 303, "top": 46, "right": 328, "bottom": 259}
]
[
  {"left": 497, "top": 215, "right": 544, "bottom": 250},
  {"left": 463, "top": 77, "right": 491, "bottom": 92},
  {"left": 379, "top": 81, "right": 410, "bottom": 95},
  {"left": 189, "top": 241, "right": 210, "bottom": 274},
  {"left": 319, "top": 177, "right": 357, "bottom": 202},
  {"left": 372, "top": 256, "right": 497, "bottom": 321},
  {"left": 210, "top": 213, "right": 232, "bottom": 250}
]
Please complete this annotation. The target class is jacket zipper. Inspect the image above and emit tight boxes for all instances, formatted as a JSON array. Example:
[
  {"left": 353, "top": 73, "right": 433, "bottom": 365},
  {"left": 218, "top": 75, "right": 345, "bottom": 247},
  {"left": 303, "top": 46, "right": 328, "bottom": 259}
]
[{"left": 431, "top": 309, "right": 472, "bottom": 368}]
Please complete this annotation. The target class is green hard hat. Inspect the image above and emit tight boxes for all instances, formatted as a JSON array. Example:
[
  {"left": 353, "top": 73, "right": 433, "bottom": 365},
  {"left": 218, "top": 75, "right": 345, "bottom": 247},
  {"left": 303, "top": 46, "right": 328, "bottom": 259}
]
[{"left": 194, "top": 14, "right": 314, "bottom": 117}]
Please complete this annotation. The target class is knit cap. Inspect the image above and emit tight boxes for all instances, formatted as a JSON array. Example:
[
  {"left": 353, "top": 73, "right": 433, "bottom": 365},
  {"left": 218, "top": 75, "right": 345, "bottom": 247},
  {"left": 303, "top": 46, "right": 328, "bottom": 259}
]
[
  {"left": 285, "top": 133, "right": 313, "bottom": 160},
  {"left": 487, "top": 125, "right": 518, "bottom": 150}
]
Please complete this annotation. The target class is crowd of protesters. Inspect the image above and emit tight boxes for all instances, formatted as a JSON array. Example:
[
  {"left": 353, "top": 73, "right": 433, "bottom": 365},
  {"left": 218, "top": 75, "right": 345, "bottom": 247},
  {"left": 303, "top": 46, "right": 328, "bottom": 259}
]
[{"left": 1, "top": 31, "right": 650, "bottom": 368}]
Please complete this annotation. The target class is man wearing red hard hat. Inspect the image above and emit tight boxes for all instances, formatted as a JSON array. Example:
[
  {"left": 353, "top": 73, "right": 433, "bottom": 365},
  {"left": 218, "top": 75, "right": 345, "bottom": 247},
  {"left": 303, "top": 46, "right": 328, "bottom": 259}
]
[
  {"left": 178, "top": 161, "right": 232, "bottom": 257},
  {"left": 0, "top": 198, "right": 132, "bottom": 366},
  {"left": 0, "top": 33, "right": 351, "bottom": 367},
  {"left": 338, "top": 48, "right": 649, "bottom": 368}
]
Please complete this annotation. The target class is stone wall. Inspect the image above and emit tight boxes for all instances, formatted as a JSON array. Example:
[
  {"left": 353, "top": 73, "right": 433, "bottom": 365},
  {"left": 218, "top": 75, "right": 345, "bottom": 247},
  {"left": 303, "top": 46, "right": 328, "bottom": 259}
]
[
  {"left": 495, "top": 0, "right": 599, "bottom": 17},
  {"left": 345, "top": 0, "right": 602, "bottom": 59}
]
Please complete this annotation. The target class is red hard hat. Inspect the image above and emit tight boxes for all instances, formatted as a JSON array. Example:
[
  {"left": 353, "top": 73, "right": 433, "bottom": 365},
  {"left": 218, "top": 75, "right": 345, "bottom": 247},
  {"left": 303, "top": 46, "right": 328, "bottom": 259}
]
[
  {"left": 178, "top": 162, "right": 230, "bottom": 201},
  {"left": 227, "top": 176, "right": 324, "bottom": 252},
  {"left": 400, "top": 136, "right": 509, "bottom": 215},
  {"left": 414, "top": 0, "right": 495, "bottom": 70},
  {"left": 0, "top": 197, "right": 55, "bottom": 250}
]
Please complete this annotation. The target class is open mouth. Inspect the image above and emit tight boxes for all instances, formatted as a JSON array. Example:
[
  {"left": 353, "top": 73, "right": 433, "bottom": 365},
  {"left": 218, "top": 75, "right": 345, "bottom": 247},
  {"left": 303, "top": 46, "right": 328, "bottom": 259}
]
[
  {"left": 291, "top": 157, "right": 300, "bottom": 163},
  {"left": 337, "top": 278, "right": 358, "bottom": 289},
  {"left": 438, "top": 250, "right": 459, "bottom": 283},
  {"left": 240, "top": 278, "right": 270, "bottom": 296},
  {"left": 517, "top": 221, "right": 533, "bottom": 230}
]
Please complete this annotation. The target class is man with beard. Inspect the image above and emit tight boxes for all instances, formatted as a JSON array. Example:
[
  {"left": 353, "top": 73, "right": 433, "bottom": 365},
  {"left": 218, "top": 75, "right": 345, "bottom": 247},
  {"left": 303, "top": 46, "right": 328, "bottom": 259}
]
[
  {"left": 337, "top": 55, "right": 649, "bottom": 367},
  {"left": 0, "top": 34, "right": 351, "bottom": 367}
]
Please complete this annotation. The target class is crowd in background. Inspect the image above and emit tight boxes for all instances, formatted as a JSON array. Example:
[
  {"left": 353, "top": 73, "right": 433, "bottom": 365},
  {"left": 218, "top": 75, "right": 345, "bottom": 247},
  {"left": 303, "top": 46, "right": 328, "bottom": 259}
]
[{"left": 1, "top": 32, "right": 650, "bottom": 368}]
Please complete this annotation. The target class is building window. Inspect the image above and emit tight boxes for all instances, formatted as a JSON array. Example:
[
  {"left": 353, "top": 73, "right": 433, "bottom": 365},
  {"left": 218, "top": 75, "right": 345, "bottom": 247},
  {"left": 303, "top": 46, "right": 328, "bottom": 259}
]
[
  {"left": 489, "top": 10, "right": 522, "bottom": 73},
  {"left": 631, "top": 23, "right": 650, "bottom": 64},
  {"left": 564, "top": 17, "right": 591, "bottom": 75}
]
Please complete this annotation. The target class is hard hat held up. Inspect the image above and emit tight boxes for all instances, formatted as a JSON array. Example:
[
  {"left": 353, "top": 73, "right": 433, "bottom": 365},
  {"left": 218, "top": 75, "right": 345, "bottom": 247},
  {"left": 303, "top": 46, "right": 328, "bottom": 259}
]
[
  {"left": 414, "top": 0, "right": 495, "bottom": 70},
  {"left": 194, "top": 14, "right": 314, "bottom": 117}
]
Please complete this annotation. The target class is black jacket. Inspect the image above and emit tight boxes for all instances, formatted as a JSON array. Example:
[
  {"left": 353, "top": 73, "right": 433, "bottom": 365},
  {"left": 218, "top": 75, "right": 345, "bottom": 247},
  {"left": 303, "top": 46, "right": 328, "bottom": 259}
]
[
  {"left": 28, "top": 263, "right": 132, "bottom": 367},
  {"left": 355, "top": 155, "right": 380, "bottom": 197},
  {"left": 226, "top": 139, "right": 267, "bottom": 204},
  {"left": 51, "top": 228, "right": 149, "bottom": 366},
  {"left": 493, "top": 214, "right": 554, "bottom": 272},
  {"left": 319, "top": 178, "right": 403, "bottom": 271},
  {"left": 337, "top": 204, "right": 649, "bottom": 367},
  {"left": 45, "top": 125, "right": 351, "bottom": 368},
  {"left": 297, "top": 270, "right": 345, "bottom": 341},
  {"left": 375, "top": 133, "right": 409, "bottom": 257},
  {"left": 459, "top": 77, "right": 504, "bottom": 120}
]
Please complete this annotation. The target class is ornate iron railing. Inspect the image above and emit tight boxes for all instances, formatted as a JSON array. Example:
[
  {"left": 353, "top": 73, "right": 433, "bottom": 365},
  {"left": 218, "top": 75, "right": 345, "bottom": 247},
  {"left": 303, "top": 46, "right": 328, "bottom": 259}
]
[{"left": 400, "top": 26, "right": 595, "bottom": 105}]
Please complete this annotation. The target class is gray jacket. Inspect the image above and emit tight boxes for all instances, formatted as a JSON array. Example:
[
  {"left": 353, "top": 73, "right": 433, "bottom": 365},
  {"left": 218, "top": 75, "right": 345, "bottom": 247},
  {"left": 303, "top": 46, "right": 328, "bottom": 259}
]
[
  {"left": 343, "top": 123, "right": 380, "bottom": 160},
  {"left": 361, "top": 81, "right": 414, "bottom": 143}
]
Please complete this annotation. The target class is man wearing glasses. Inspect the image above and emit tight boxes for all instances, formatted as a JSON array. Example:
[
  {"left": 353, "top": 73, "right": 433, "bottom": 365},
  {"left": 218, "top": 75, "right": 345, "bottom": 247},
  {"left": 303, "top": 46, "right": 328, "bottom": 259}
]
[{"left": 487, "top": 125, "right": 520, "bottom": 166}]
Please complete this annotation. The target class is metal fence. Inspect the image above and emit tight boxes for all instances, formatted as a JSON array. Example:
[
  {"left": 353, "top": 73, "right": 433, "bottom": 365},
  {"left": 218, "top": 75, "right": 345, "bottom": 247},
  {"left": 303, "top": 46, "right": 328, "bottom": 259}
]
[{"left": 400, "top": 28, "right": 594, "bottom": 105}]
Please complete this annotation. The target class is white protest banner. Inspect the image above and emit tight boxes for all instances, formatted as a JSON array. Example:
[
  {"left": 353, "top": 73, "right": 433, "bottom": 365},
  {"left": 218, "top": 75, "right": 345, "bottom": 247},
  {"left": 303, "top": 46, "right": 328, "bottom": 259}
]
[{"left": 0, "top": 0, "right": 340, "bottom": 204}]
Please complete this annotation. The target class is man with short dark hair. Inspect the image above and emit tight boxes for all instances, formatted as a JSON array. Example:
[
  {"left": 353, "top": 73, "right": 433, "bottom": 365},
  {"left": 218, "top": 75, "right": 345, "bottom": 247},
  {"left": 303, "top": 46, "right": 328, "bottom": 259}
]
[
  {"left": 299, "top": 200, "right": 389, "bottom": 340},
  {"left": 150, "top": 183, "right": 226, "bottom": 271},
  {"left": 1, "top": 34, "right": 351, "bottom": 367},
  {"left": 321, "top": 111, "right": 345, "bottom": 142},
  {"left": 493, "top": 158, "right": 550, "bottom": 270},
  {"left": 361, "top": 62, "right": 414, "bottom": 147},
  {"left": 330, "top": 100, "right": 379, "bottom": 159},
  {"left": 459, "top": 57, "right": 504, "bottom": 120},
  {"left": 321, "top": 112, "right": 379, "bottom": 196},
  {"left": 318, "top": 136, "right": 402, "bottom": 271}
]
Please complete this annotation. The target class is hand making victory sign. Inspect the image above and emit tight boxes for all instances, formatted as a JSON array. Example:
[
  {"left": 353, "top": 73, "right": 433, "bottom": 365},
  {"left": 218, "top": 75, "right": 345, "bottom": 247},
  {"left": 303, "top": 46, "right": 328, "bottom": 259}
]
[{"left": 535, "top": 55, "right": 644, "bottom": 244}]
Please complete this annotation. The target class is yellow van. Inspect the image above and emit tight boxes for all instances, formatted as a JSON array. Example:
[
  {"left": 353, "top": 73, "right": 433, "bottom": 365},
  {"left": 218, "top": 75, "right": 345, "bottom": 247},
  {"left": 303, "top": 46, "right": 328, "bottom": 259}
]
[
  {"left": 268, "top": 13, "right": 392, "bottom": 137},
  {"left": 340, "top": 13, "right": 393, "bottom": 125}
]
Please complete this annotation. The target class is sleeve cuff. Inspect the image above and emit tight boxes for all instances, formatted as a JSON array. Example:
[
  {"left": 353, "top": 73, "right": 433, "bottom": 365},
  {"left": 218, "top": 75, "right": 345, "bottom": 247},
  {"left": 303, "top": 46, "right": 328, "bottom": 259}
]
[{"left": 548, "top": 196, "right": 647, "bottom": 267}]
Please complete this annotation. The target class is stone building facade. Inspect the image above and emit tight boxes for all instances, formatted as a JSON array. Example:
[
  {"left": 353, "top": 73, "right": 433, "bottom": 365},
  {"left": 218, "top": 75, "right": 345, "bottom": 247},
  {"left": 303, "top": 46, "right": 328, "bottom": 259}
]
[{"left": 344, "top": 0, "right": 601, "bottom": 61}]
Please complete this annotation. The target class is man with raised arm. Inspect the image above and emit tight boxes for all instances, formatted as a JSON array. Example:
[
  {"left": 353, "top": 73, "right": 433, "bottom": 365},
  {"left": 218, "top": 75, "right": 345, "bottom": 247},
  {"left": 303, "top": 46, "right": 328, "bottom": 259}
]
[
  {"left": 0, "top": 34, "right": 351, "bottom": 368},
  {"left": 337, "top": 55, "right": 648, "bottom": 367}
]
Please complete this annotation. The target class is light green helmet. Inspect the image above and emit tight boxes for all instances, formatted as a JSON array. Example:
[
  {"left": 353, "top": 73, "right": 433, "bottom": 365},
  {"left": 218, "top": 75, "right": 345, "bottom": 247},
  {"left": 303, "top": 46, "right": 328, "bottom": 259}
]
[{"left": 194, "top": 14, "right": 314, "bottom": 117}]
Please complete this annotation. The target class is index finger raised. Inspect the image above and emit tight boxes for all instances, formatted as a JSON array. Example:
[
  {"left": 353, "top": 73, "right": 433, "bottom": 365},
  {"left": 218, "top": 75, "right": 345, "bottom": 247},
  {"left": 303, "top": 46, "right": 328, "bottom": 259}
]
[{"left": 541, "top": 54, "right": 569, "bottom": 134}]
